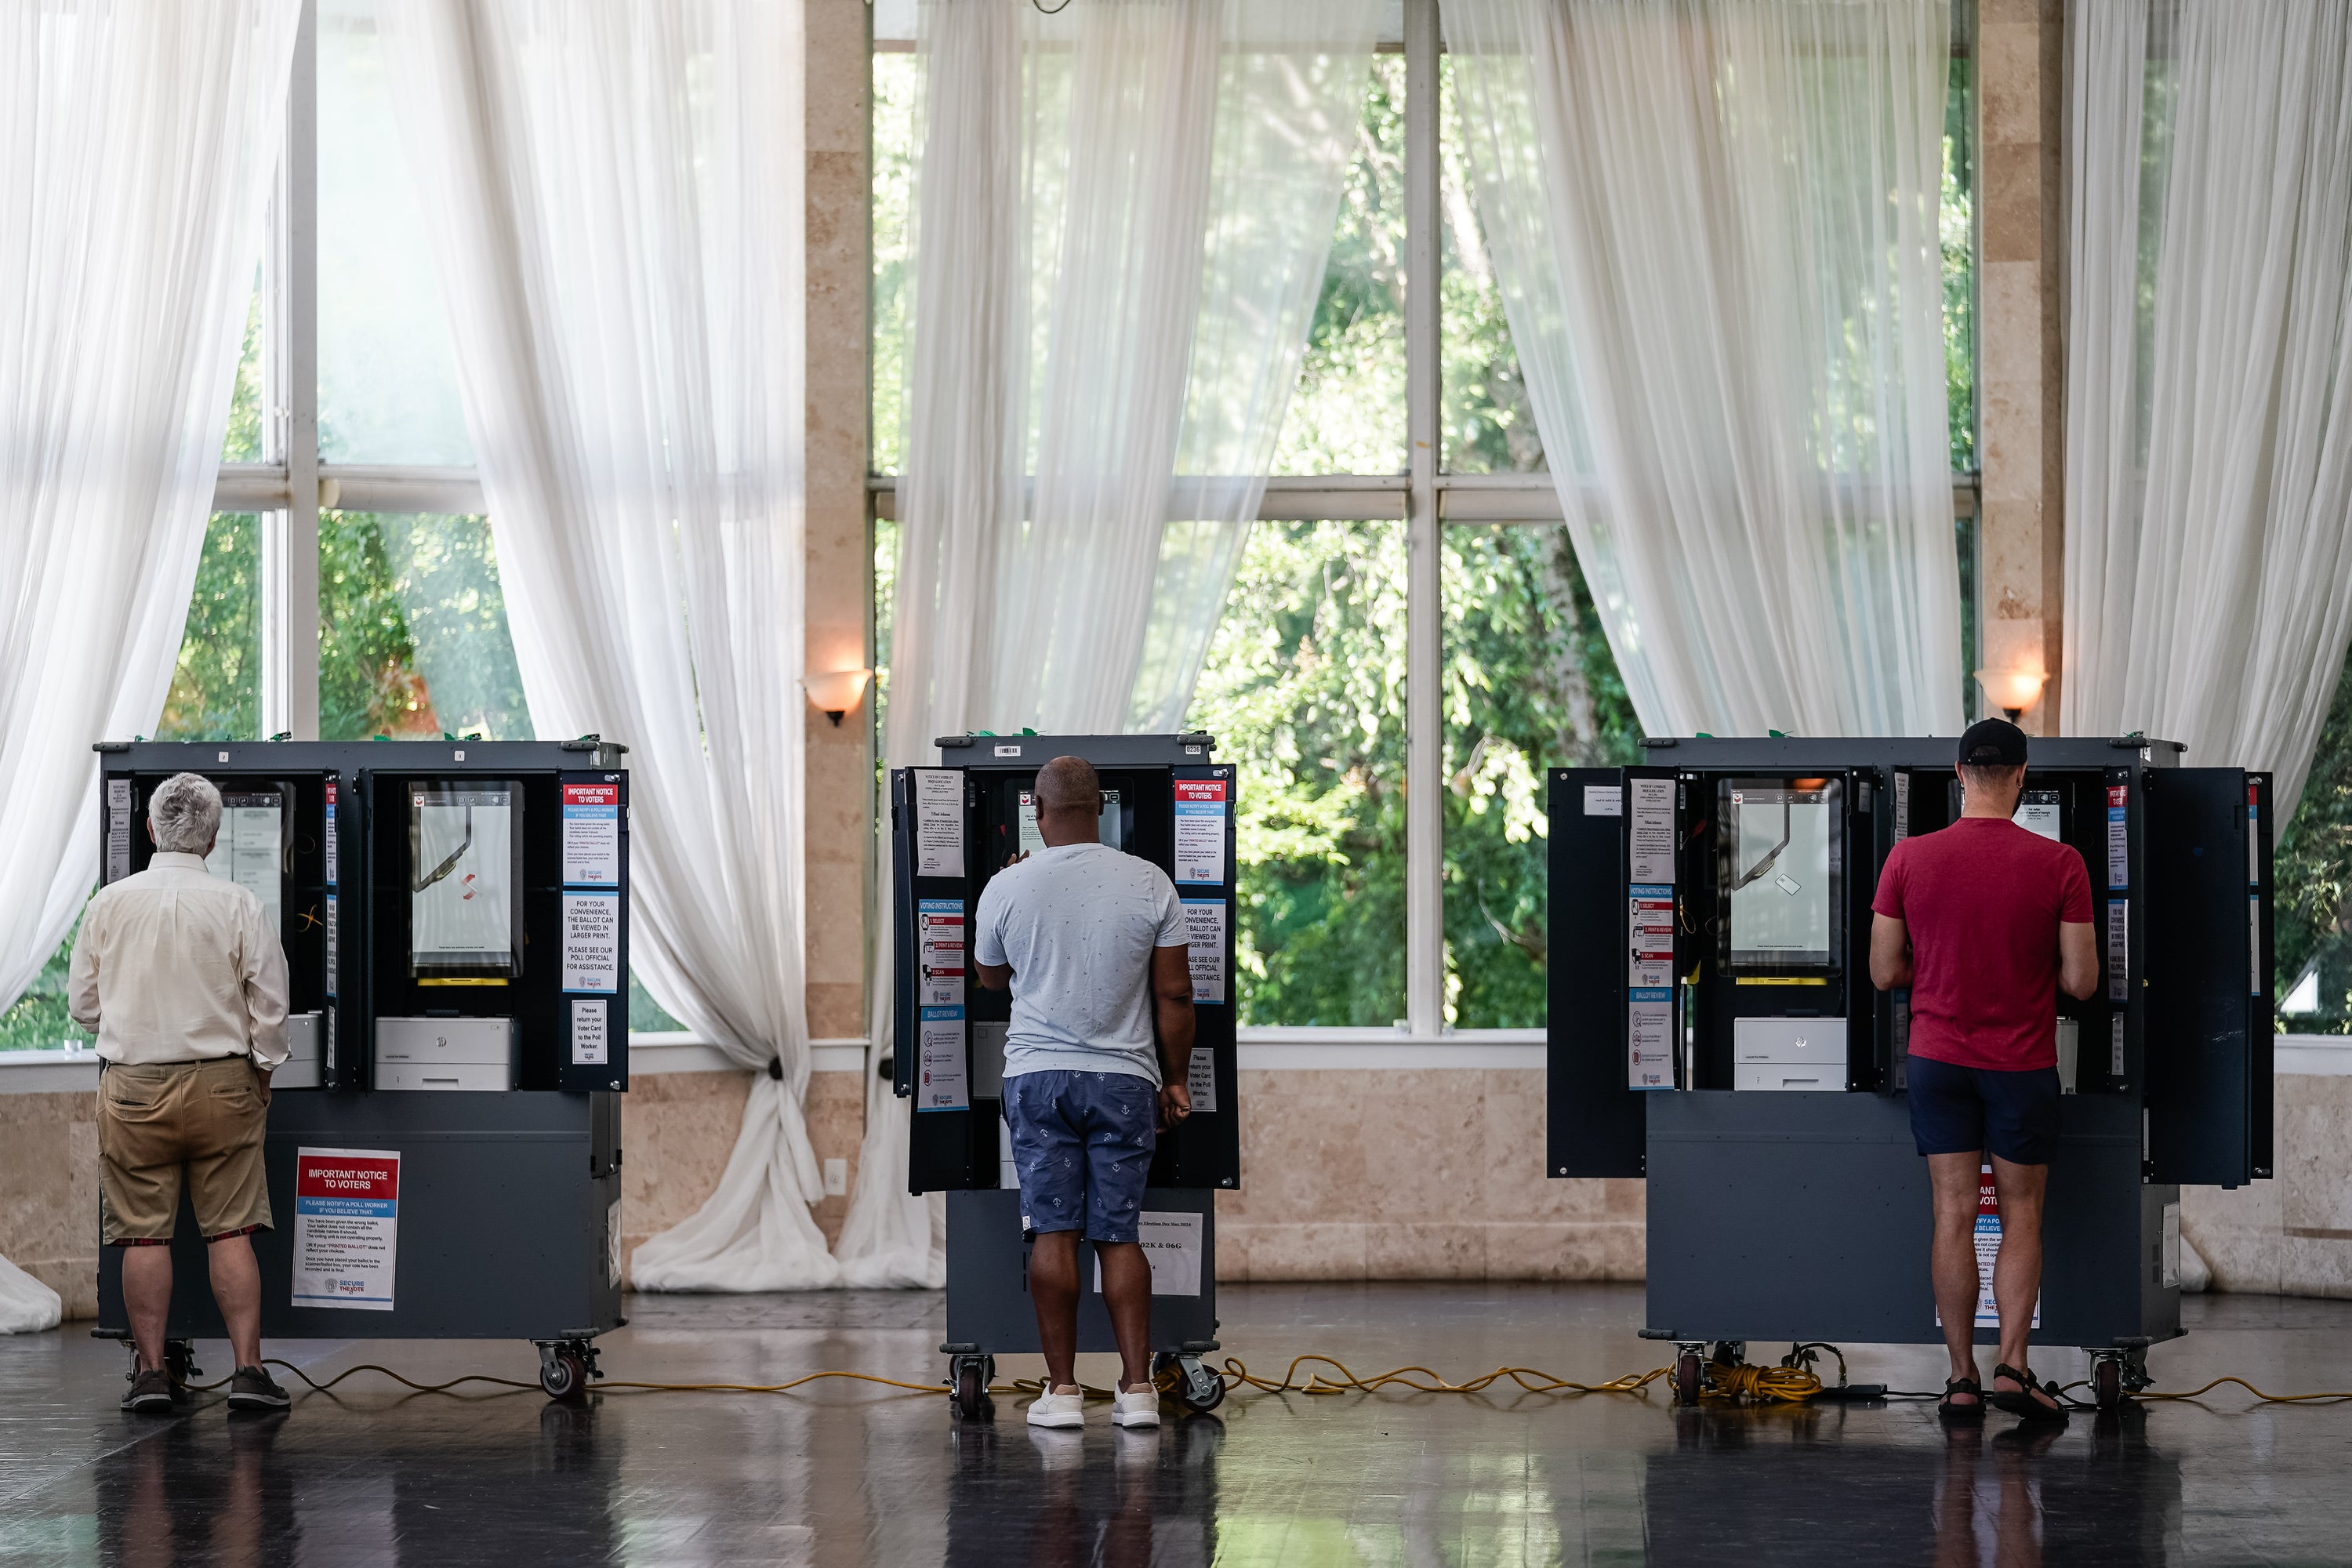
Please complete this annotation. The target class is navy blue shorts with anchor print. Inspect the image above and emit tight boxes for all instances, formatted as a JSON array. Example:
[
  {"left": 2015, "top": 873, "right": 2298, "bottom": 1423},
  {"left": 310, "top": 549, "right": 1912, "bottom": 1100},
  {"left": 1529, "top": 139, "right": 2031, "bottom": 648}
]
[{"left": 1001, "top": 1070, "right": 1157, "bottom": 1244}]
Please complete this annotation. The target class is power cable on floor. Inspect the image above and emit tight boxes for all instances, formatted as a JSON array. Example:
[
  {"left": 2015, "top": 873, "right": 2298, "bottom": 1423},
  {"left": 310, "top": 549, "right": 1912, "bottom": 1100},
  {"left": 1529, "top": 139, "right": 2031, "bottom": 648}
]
[{"left": 171, "top": 1356, "right": 2352, "bottom": 1410}]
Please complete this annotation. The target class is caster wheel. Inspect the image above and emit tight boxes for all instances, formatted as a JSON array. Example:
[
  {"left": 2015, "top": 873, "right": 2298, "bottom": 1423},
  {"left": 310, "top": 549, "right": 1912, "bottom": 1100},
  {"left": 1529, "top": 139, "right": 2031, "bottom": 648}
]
[
  {"left": 541, "top": 1350, "right": 589, "bottom": 1404},
  {"left": 1178, "top": 1371, "right": 1226, "bottom": 1414},
  {"left": 1675, "top": 1353, "right": 1703, "bottom": 1406},
  {"left": 954, "top": 1361, "right": 989, "bottom": 1421},
  {"left": 164, "top": 1341, "right": 201, "bottom": 1403},
  {"left": 2094, "top": 1358, "right": 2122, "bottom": 1411}
]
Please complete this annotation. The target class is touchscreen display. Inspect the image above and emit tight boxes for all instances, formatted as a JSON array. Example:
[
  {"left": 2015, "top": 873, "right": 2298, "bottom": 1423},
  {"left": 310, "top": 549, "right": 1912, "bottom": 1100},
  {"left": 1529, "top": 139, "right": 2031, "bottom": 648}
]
[
  {"left": 1722, "top": 778, "right": 1842, "bottom": 970},
  {"left": 206, "top": 790, "right": 285, "bottom": 931},
  {"left": 409, "top": 782, "right": 518, "bottom": 978},
  {"left": 1017, "top": 788, "right": 1123, "bottom": 858}
]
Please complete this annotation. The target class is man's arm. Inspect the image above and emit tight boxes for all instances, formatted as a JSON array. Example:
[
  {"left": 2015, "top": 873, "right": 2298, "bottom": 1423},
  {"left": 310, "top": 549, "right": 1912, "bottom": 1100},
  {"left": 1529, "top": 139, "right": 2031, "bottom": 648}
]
[
  {"left": 975, "top": 960, "right": 1011, "bottom": 991},
  {"left": 1151, "top": 944, "right": 1195, "bottom": 1123},
  {"left": 66, "top": 904, "right": 100, "bottom": 1036},
  {"left": 1869, "top": 913, "right": 1913, "bottom": 990},
  {"left": 241, "top": 897, "right": 292, "bottom": 1087},
  {"left": 2057, "top": 920, "right": 2100, "bottom": 1000}
]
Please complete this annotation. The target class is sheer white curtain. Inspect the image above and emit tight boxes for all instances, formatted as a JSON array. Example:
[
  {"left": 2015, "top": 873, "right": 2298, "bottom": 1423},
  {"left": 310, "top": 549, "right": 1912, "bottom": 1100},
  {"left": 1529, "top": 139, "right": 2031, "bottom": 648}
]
[
  {"left": 379, "top": 0, "right": 837, "bottom": 1290},
  {"left": 1449, "top": 0, "right": 1962, "bottom": 739},
  {"left": 832, "top": 0, "right": 1376, "bottom": 1286},
  {"left": 2063, "top": 0, "right": 2352, "bottom": 822},
  {"left": 0, "top": 0, "right": 299, "bottom": 1332}
]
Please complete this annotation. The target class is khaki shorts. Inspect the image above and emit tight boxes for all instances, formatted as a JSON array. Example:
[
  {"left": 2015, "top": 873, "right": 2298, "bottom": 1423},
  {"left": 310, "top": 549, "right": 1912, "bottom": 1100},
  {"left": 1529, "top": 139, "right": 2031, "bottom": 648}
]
[{"left": 98, "top": 1056, "right": 273, "bottom": 1244}]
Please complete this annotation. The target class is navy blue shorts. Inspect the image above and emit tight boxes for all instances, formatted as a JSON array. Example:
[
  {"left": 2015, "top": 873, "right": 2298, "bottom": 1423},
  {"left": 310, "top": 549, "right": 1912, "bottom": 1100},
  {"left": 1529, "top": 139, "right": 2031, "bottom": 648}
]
[
  {"left": 1907, "top": 1054, "right": 2061, "bottom": 1165},
  {"left": 1002, "top": 1071, "right": 1157, "bottom": 1244}
]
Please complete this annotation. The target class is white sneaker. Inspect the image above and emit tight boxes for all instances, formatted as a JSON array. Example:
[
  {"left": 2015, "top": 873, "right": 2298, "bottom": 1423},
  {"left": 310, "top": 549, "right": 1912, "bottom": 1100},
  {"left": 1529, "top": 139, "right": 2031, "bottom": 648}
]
[
  {"left": 1027, "top": 1387, "right": 1086, "bottom": 1429},
  {"left": 1112, "top": 1384, "right": 1161, "bottom": 1429}
]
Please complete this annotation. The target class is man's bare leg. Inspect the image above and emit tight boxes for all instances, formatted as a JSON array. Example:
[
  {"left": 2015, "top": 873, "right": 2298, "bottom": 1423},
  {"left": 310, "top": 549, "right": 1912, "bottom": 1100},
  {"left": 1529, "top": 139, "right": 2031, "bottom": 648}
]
[
  {"left": 1988, "top": 1155, "right": 2059, "bottom": 1411},
  {"left": 121, "top": 1246, "right": 174, "bottom": 1376},
  {"left": 1096, "top": 1240, "right": 1154, "bottom": 1392},
  {"left": 207, "top": 1234, "right": 263, "bottom": 1371},
  {"left": 1926, "top": 1152, "right": 1984, "bottom": 1403},
  {"left": 1029, "top": 1231, "right": 1083, "bottom": 1392}
]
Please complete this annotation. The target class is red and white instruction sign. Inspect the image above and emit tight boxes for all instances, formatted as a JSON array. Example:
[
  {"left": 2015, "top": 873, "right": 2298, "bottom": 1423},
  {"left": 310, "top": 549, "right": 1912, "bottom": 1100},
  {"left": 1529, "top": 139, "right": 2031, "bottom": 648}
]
[
  {"left": 562, "top": 782, "right": 622, "bottom": 886},
  {"left": 292, "top": 1148, "right": 400, "bottom": 1312},
  {"left": 1172, "top": 779, "right": 1228, "bottom": 885}
]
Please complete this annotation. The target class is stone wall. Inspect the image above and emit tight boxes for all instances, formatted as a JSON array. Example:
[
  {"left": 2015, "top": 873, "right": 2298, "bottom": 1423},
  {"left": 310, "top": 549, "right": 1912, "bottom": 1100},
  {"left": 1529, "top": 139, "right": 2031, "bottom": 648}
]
[
  {"left": 1214, "top": 1069, "right": 1645, "bottom": 1283},
  {"left": 2183, "top": 1073, "right": 2352, "bottom": 1298},
  {"left": 0, "top": 1090, "right": 100, "bottom": 1319}
]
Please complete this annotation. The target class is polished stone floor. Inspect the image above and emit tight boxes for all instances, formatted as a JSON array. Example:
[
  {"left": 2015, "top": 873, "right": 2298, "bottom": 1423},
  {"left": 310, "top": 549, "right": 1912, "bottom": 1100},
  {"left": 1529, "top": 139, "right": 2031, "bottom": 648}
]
[{"left": 4, "top": 1283, "right": 2352, "bottom": 1566}]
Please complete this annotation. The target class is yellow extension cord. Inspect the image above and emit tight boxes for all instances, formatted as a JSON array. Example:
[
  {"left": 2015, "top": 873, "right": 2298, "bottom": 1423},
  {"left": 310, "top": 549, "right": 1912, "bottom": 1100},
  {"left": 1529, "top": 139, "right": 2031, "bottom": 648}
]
[{"left": 167, "top": 1353, "right": 2352, "bottom": 1409}]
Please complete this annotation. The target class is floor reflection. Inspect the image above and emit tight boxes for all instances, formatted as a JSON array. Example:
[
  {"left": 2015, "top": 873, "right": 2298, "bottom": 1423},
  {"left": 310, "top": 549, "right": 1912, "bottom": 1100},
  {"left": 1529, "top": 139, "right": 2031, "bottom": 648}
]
[
  {"left": 944, "top": 1407, "right": 1221, "bottom": 1568},
  {"left": 1644, "top": 1402, "right": 2182, "bottom": 1566}
]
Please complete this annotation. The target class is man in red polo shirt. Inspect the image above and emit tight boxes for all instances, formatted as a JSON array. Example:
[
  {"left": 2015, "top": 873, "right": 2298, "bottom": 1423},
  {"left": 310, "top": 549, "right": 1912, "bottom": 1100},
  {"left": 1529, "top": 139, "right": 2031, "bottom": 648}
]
[{"left": 1870, "top": 719, "right": 2100, "bottom": 1424}]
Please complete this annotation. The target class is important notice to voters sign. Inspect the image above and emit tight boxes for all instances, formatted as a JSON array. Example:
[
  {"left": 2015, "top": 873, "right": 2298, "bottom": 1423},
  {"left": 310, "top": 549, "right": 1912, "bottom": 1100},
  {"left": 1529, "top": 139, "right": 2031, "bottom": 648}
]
[{"left": 292, "top": 1148, "right": 400, "bottom": 1311}]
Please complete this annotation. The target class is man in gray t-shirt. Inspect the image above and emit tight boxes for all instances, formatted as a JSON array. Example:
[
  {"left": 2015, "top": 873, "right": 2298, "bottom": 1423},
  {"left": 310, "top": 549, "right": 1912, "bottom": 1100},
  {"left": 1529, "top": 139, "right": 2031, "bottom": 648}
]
[{"left": 973, "top": 755, "right": 1194, "bottom": 1433}]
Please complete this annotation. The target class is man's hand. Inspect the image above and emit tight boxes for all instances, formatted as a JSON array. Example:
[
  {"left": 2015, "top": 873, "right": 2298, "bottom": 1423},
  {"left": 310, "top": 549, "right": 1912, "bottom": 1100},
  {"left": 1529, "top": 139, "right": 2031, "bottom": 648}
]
[
  {"left": 254, "top": 1065, "right": 272, "bottom": 1106},
  {"left": 1004, "top": 850, "right": 1029, "bottom": 869},
  {"left": 1159, "top": 1082, "right": 1191, "bottom": 1131}
]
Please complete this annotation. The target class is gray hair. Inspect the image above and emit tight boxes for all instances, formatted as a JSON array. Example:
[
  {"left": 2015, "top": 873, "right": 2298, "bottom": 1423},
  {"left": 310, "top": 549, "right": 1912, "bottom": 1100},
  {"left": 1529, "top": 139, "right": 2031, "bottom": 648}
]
[{"left": 150, "top": 772, "right": 222, "bottom": 855}]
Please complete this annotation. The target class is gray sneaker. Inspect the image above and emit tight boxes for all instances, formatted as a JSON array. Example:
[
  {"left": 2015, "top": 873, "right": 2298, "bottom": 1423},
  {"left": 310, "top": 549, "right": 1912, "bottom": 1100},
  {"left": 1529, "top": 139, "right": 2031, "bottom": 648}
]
[
  {"left": 227, "top": 1365, "right": 291, "bottom": 1410},
  {"left": 121, "top": 1367, "right": 174, "bottom": 1414}
]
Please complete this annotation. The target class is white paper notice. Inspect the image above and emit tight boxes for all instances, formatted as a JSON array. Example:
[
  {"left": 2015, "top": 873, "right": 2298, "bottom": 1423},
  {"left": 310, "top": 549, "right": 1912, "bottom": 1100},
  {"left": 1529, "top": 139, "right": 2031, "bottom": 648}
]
[
  {"left": 1584, "top": 783, "right": 1623, "bottom": 816},
  {"left": 916, "top": 1007, "right": 968, "bottom": 1110},
  {"left": 2107, "top": 786, "right": 2129, "bottom": 889},
  {"left": 571, "top": 998, "right": 608, "bottom": 1065},
  {"left": 2015, "top": 792, "right": 2061, "bottom": 843},
  {"left": 292, "top": 1148, "right": 399, "bottom": 1311},
  {"left": 917, "top": 899, "right": 965, "bottom": 1007},
  {"left": 107, "top": 779, "right": 131, "bottom": 884},
  {"left": 915, "top": 769, "right": 964, "bottom": 878},
  {"left": 561, "top": 782, "right": 622, "bottom": 884},
  {"left": 1630, "top": 778, "right": 1676, "bottom": 884},
  {"left": 1181, "top": 899, "right": 1227, "bottom": 1004},
  {"left": 1172, "top": 778, "right": 1228, "bottom": 884},
  {"left": 2107, "top": 900, "right": 2129, "bottom": 1003},
  {"left": 2110, "top": 1014, "right": 2125, "bottom": 1076},
  {"left": 1094, "top": 1210, "right": 1206, "bottom": 1297},
  {"left": 1893, "top": 771, "right": 1911, "bottom": 843},
  {"left": 1628, "top": 886, "right": 1675, "bottom": 988},
  {"left": 1185, "top": 1045, "right": 1218, "bottom": 1114},
  {"left": 1628, "top": 989, "right": 1673, "bottom": 1090},
  {"left": 324, "top": 895, "right": 339, "bottom": 995},
  {"left": 562, "top": 892, "right": 621, "bottom": 993}
]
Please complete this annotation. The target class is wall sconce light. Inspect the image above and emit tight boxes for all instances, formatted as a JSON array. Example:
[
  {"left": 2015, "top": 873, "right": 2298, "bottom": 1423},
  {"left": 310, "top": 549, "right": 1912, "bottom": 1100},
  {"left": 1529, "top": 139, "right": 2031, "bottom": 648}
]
[
  {"left": 1974, "top": 665, "right": 2048, "bottom": 723},
  {"left": 804, "top": 668, "right": 873, "bottom": 727}
]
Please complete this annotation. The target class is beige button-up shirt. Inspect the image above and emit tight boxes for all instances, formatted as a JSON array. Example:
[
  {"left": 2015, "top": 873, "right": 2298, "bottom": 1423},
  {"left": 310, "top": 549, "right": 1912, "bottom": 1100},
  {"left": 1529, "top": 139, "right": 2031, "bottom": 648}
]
[{"left": 67, "top": 851, "right": 291, "bottom": 1069}]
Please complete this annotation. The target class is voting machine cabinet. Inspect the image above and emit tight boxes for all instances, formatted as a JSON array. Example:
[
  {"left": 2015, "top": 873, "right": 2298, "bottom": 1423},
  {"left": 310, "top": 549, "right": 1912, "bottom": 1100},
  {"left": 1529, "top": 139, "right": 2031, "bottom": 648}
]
[
  {"left": 1548, "top": 736, "right": 2275, "bottom": 1409},
  {"left": 91, "top": 739, "right": 632, "bottom": 1402},
  {"left": 891, "top": 733, "right": 1238, "bottom": 1418}
]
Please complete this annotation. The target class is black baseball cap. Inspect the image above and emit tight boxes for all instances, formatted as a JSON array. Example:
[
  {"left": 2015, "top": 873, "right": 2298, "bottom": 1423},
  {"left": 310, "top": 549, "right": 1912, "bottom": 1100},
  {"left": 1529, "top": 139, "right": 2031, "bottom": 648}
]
[{"left": 1958, "top": 717, "right": 2028, "bottom": 768}]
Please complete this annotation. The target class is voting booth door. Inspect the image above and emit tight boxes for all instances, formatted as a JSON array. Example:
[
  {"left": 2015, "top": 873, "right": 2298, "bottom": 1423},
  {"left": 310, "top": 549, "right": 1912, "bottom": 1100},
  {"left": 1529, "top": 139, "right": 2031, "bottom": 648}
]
[
  {"left": 358, "top": 768, "right": 629, "bottom": 1094},
  {"left": 891, "top": 752, "right": 1239, "bottom": 1196}
]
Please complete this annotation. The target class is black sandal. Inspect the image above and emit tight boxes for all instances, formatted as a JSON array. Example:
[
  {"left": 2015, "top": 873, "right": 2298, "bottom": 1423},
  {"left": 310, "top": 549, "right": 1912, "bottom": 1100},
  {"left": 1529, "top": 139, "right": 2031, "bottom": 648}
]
[
  {"left": 1938, "top": 1375, "right": 1986, "bottom": 1421},
  {"left": 1987, "top": 1363, "right": 2068, "bottom": 1423}
]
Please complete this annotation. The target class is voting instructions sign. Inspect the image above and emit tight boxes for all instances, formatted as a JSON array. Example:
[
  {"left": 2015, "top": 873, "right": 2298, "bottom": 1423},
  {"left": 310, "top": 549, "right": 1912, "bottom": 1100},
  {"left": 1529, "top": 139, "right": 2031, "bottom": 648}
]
[{"left": 292, "top": 1148, "right": 400, "bottom": 1311}]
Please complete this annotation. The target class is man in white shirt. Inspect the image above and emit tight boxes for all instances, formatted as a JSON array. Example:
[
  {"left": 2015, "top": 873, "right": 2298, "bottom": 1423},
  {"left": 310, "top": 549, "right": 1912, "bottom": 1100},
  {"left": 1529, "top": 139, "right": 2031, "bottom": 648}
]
[
  {"left": 973, "top": 755, "right": 1195, "bottom": 1434},
  {"left": 71, "top": 771, "right": 292, "bottom": 1413}
]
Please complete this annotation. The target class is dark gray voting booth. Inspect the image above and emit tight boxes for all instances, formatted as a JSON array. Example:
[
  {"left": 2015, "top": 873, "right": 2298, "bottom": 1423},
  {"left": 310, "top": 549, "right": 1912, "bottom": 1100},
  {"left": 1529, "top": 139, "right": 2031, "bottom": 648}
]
[
  {"left": 1548, "top": 736, "right": 2274, "bottom": 1408},
  {"left": 891, "top": 734, "right": 1238, "bottom": 1419},
  {"left": 89, "top": 739, "right": 630, "bottom": 1401}
]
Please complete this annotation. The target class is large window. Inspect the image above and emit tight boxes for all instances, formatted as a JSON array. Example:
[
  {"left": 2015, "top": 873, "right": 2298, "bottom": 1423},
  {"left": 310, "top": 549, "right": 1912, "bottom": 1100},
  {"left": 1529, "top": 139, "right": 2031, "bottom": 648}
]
[
  {"left": 871, "top": 5, "right": 1984, "bottom": 1036},
  {"left": 0, "top": 3, "right": 532, "bottom": 1051}
]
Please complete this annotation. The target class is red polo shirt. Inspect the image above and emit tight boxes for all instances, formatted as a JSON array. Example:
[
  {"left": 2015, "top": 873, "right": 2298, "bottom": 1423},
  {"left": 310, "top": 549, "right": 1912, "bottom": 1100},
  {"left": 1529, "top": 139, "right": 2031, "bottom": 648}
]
[{"left": 1871, "top": 818, "right": 2095, "bottom": 1072}]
